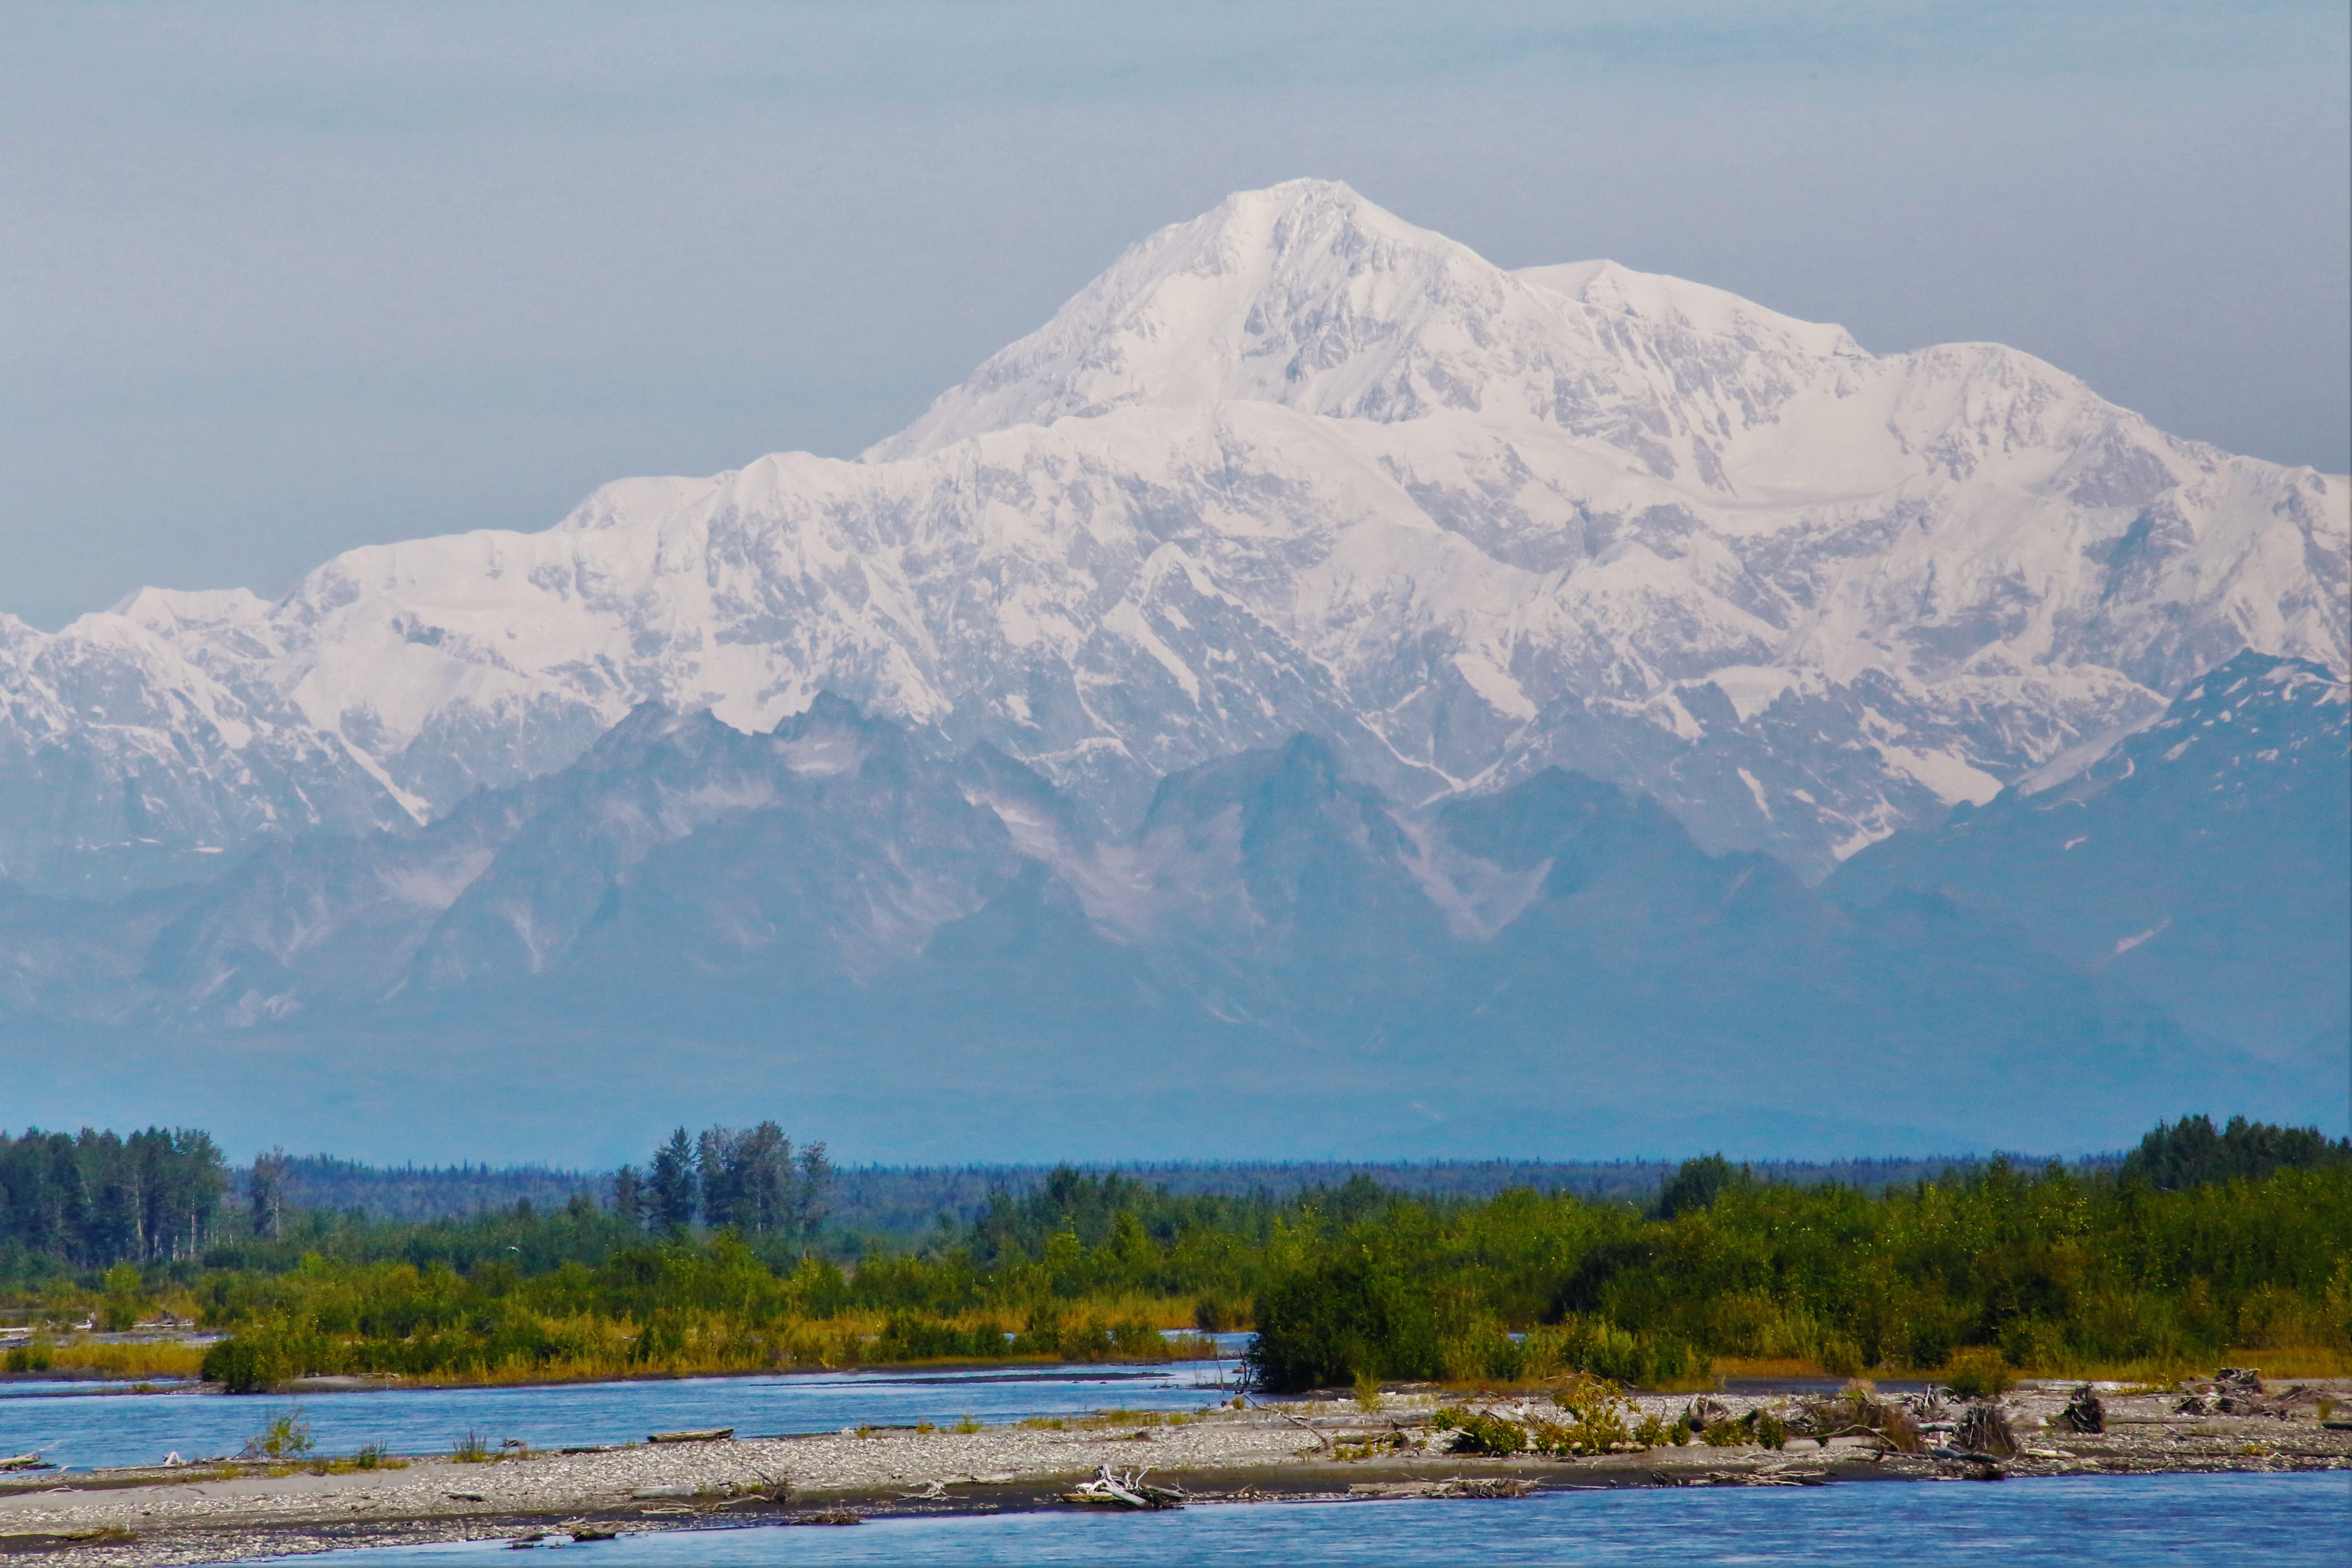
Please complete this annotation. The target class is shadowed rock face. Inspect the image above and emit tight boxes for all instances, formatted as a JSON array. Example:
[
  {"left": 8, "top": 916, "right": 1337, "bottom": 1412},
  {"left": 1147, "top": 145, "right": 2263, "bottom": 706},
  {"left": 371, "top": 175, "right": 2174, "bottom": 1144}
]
[
  {"left": 4, "top": 182, "right": 2345, "bottom": 897},
  {"left": 0, "top": 662, "right": 2337, "bottom": 1161}
]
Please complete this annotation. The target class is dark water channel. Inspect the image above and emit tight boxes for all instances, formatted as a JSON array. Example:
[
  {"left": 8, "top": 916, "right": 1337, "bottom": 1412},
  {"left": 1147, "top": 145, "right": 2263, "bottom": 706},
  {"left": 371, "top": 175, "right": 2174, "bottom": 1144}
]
[{"left": 243, "top": 1471, "right": 2345, "bottom": 1566}]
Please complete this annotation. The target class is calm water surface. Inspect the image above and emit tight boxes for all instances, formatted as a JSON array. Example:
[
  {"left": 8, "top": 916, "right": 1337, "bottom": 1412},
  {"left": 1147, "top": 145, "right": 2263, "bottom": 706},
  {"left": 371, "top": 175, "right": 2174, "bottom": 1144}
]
[
  {"left": 245, "top": 1472, "right": 2349, "bottom": 1566},
  {"left": 0, "top": 1340, "right": 1250, "bottom": 1472}
]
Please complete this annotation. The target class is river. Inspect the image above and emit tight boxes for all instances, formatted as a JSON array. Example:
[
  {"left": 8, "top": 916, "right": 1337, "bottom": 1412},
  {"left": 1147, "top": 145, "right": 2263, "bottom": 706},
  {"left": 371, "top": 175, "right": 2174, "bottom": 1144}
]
[
  {"left": 0, "top": 1339, "right": 1251, "bottom": 1472},
  {"left": 233, "top": 1471, "right": 2342, "bottom": 1566}
]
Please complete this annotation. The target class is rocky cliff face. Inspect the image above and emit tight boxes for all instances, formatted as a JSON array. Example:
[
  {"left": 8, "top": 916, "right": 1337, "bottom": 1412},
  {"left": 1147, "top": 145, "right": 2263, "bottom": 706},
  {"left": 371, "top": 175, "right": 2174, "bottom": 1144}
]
[{"left": 5, "top": 178, "right": 2345, "bottom": 898}]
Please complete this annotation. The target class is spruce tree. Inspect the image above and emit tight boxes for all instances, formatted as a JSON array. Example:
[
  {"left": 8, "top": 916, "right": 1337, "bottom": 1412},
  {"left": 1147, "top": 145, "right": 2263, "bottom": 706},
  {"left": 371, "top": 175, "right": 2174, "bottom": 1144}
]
[{"left": 648, "top": 1129, "right": 698, "bottom": 1231}]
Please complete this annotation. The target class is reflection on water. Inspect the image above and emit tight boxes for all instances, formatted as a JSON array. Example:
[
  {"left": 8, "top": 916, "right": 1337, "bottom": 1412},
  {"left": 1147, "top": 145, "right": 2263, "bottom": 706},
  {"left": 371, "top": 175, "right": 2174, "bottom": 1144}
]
[
  {"left": 245, "top": 1472, "right": 2344, "bottom": 1567},
  {"left": 0, "top": 1340, "right": 1251, "bottom": 1473}
]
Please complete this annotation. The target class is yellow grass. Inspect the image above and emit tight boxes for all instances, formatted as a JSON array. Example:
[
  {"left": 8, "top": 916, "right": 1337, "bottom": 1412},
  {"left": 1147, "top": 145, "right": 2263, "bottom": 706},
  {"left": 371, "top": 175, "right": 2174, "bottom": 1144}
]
[
  {"left": 1713, "top": 1347, "right": 2352, "bottom": 1387},
  {"left": 1711, "top": 1357, "right": 1833, "bottom": 1383},
  {"left": 2010, "top": 1346, "right": 2349, "bottom": 1384},
  {"left": 40, "top": 1339, "right": 209, "bottom": 1380},
  {"left": 265, "top": 1302, "right": 1225, "bottom": 1392}
]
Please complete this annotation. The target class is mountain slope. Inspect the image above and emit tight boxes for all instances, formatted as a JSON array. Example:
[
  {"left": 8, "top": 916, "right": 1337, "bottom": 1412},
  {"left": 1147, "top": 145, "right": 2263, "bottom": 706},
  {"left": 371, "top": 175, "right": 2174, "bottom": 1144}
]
[
  {"left": 3, "top": 181, "right": 2344, "bottom": 893},
  {"left": 0, "top": 690, "right": 2322, "bottom": 1163},
  {"left": 1829, "top": 652, "right": 2351, "bottom": 1058}
]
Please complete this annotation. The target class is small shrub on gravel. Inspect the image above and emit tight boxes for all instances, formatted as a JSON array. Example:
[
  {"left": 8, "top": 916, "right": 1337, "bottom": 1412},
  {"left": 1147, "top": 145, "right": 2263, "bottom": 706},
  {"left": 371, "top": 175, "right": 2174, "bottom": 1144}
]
[
  {"left": 1550, "top": 1375, "right": 1634, "bottom": 1455},
  {"left": 1945, "top": 1349, "right": 2015, "bottom": 1400},
  {"left": 1442, "top": 1411, "right": 1528, "bottom": 1455}
]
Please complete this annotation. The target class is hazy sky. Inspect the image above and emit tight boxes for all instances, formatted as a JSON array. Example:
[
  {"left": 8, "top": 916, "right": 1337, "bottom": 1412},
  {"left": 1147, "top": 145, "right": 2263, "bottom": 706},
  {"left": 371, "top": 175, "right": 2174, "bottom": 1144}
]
[{"left": 3, "top": 2, "right": 2346, "bottom": 630}]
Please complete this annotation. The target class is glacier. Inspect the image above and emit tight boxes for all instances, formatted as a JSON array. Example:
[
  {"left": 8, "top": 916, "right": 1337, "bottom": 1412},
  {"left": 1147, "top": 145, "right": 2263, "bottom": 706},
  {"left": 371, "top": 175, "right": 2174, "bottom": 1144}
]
[{"left": 4, "top": 177, "right": 2346, "bottom": 898}]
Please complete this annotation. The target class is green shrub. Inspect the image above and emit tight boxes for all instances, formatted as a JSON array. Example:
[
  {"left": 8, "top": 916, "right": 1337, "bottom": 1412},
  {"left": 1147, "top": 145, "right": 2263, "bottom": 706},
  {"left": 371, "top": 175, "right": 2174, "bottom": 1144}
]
[
  {"left": 1945, "top": 1348, "right": 2014, "bottom": 1400},
  {"left": 204, "top": 1336, "right": 294, "bottom": 1394},
  {"left": 2000, "top": 1319, "right": 2066, "bottom": 1370},
  {"left": 873, "top": 1315, "right": 1009, "bottom": 1361},
  {"left": 1547, "top": 1375, "right": 1634, "bottom": 1454},
  {"left": 1247, "top": 1235, "right": 1445, "bottom": 1391},
  {"left": 1444, "top": 1411, "right": 1528, "bottom": 1455},
  {"left": 250, "top": 1410, "right": 313, "bottom": 1460}
]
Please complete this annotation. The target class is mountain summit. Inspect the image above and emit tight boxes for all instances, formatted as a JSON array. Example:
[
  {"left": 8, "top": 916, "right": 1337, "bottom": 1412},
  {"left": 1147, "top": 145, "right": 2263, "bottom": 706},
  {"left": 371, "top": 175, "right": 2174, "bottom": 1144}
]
[
  {"left": 4, "top": 181, "right": 2346, "bottom": 894},
  {"left": 870, "top": 179, "right": 1865, "bottom": 467}
]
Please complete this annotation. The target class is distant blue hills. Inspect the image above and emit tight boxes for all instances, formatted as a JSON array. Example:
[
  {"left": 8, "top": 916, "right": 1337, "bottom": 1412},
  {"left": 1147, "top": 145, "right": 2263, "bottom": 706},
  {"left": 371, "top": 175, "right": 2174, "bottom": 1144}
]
[
  {"left": 1, "top": 653, "right": 2341, "bottom": 1166},
  {"left": 1828, "top": 651, "right": 2349, "bottom": 1068}
]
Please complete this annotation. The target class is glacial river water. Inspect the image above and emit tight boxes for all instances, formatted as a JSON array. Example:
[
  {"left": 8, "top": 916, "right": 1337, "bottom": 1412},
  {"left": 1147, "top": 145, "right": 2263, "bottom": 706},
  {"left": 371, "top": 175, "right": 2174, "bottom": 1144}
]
[
  {"left": 240, "top": 1471, "right": 2346, "bottom": 1566},
  {"left": 0, "top": 1341, "right": 1252, "bottom": 1473}
]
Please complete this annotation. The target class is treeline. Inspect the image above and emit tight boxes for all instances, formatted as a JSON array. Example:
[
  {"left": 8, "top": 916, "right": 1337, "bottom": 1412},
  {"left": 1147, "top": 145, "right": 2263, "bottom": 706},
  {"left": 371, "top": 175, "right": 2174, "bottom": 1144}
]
[
  {"left": 150, "top": 1151, "right": 2125, "bottom": 1236},
  {"left": 1247, "top": 1129, "right": 2352, "bottom": 1390},
  {"left": 185, "top": 1117, "right": 2352, "bottom": 1393},
  {"left": 0, "top": 1128, "right": 227, "bottom": 1270},
  {"left": 251, "top": 1156, "right": 603, "bottom": 1222},
  {"left": 2122, "top": 1114, "right": 2349, "bottom": 1191},
  {"left": 13, "top": 1114, "right": 2347, "bottom": 1397},
  {"left": 788, "top": 1155, "right": 2121, "bottom": 1241}
]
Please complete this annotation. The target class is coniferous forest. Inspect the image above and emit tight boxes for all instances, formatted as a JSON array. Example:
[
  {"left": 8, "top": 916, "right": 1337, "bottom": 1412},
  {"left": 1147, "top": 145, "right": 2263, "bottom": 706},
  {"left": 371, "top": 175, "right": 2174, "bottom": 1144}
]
[
  {"left": 0, "top": 1128, "right": 228, "bottom": 1268},
  {"left": 0, "top": 1116, "right": 2342, "bottom": 1395}
]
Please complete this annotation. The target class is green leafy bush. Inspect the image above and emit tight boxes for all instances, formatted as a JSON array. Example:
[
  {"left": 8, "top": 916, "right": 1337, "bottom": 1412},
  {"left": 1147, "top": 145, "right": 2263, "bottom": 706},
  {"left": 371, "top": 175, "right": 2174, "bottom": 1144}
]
[
  {"left": 1546, "top": 1375, "right": 1635, "bottom": 1455},
  {"left": 1443, "top": 1411, "right": 1528, "bottom": 1455},
  {"left": 1945, "top": 1348, "right": 2015, "bottom": 1400}
]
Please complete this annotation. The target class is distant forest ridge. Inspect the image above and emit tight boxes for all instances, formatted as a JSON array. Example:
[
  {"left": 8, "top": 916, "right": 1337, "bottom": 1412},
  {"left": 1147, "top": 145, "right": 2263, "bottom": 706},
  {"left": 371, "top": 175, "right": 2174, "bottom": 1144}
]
[
  {"left": 260, "top": 1156, "right": 605, "bottom": 1222},
  {"left": 254, "top": 1152, "right": 2127, "bottom": 1232}
]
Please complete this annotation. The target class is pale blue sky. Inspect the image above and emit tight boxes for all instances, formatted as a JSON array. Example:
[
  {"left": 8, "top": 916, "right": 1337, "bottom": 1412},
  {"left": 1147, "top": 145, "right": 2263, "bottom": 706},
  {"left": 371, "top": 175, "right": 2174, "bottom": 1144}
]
[{"left": 3, "top": 2, "right": 2346, "bottom": 629}]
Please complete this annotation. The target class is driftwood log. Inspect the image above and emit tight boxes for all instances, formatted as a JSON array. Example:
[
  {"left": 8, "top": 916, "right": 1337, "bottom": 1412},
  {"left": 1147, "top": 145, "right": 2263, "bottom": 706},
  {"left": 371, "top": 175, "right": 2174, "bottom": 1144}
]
[
  {"left": 1955, "top": 1403, "right": 2020, "bottom": 1457},
  {"left": 1061, "top": 1464, "right": 1184, "bottom": 1510},
  {"left": 1683, "top": 1397, "right": 1731, "bottom": 1429},
  {"left": 2055, "top": 1385, "right": 2105, "bottom": 1433}
]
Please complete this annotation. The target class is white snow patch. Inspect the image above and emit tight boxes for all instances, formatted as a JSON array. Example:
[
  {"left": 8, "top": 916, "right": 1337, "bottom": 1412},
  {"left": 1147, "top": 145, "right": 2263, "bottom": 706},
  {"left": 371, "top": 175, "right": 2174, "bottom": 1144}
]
[
  {"left": 1875, "top": 744, "right": 2001, "bottom": 806},
  {"left": 1449, "top": 652, "right": 1538, "bottom": 721},
  {"left": 1706, "top": 665, "right": 1800, "bottom": 722}
]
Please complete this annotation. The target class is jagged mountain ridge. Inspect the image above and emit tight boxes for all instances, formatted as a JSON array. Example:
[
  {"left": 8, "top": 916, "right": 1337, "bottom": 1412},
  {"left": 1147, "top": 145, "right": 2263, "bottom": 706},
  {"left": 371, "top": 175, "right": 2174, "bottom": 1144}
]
[
  {"left": 0, "top": 689, "right": 2302, "bottom": 1159},
  {"left": 3, "top": 179, "right": 2345, "bottom": 895}
]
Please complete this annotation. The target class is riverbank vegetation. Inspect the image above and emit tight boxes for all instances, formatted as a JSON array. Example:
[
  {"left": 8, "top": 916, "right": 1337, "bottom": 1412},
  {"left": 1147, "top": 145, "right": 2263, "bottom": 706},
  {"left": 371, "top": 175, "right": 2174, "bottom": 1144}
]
[
  {"left": 1245, "top": 1119, "right": 2351, "bottom": 1391},
  {"left": 0, "top": 1115, "right": 2341, "bottom": 1393}
]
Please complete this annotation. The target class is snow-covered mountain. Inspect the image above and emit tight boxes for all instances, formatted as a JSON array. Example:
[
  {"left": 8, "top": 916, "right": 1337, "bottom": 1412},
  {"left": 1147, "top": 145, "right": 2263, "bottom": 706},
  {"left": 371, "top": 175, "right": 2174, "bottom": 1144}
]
[{"left": 5, "top": 179, "right": 2346, "bottom": 894}]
